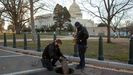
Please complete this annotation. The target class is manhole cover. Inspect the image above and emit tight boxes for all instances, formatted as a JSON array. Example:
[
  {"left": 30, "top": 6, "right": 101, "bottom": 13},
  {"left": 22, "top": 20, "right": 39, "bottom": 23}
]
[{"left": 55, "top": 66, "right": 74, "bottom": 74}]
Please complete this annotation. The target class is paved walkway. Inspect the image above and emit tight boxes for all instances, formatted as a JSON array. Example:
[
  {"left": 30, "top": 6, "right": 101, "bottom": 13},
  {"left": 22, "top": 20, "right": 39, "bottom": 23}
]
[
  {"left": 0, "top": 36, "right": 104, "bottom": 42},
  {"left": 0, "top": 47, "right": 133, "bottom": 75}
]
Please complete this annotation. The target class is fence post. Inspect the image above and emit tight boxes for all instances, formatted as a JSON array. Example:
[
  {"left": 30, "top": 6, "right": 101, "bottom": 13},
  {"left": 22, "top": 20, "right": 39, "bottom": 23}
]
[
  {"left": 3, "top": 33, "right": 7, "bottom": 47},
  {"left": 98, "top": 35, "right": 104, "bottom": 60},
  {"left": 37, "top": 33, "right": 41, "bottom": 52},
  {"left": 13, "top": 33, "right": 16, "bottom": 48},
  {"left": 128, "top": 36, "right": 133, "bottom": 64},
  {"left": 53, "top": 32, "right": 56, "bottom": 41},
  {"left": 24, "top": 33, "right": 27, "bottom": 50}
]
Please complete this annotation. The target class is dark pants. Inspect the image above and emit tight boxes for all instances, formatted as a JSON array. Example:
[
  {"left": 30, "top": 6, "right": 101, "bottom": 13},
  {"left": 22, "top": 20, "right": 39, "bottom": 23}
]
[
  {"left": 41, "top": 56, "right": 60, "bottom": 71},
  {"left": 41, "top": 58, "right": 53, "bottom": 71},
  {"left": 51, "top": 57, "right": 59, "bottom": 65},
  {"left": 73, "top": 44, "right": 78, "bottom": 57},
  {"left": 77, "top": 44, "right": 87, "bottom": 68}
]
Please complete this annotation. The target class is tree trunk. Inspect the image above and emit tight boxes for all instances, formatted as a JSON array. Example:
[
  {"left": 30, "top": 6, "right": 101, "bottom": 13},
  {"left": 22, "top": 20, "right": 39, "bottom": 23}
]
[
  {"left": 15, "top": 27, "right": 21, "bottom": 34},
  {"left": 30, "top": 0, "right": 37, "bottom": 44},
  {"left": 14, "top": 20, "right": 21, "bottom": 34},
  {"left": 107, "top": 22, "right": 111, "bottom": 43}
]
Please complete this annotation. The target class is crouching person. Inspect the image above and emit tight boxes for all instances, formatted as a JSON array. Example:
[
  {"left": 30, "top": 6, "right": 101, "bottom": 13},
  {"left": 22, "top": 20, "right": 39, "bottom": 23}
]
[{"left": 41, "top": 39, "right": 66, "bottom": 71}]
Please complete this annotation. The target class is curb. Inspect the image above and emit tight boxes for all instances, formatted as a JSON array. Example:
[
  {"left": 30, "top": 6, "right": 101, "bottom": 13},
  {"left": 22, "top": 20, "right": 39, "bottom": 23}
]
[
  {"left": 3, "top": 68, "right": 46, "bottom": 75},
  {"left": 0, "top": 46, "right": 41, "bottom": 57},
  {"left": 0, "top": 46, "right": 133, "bottom": 71}
]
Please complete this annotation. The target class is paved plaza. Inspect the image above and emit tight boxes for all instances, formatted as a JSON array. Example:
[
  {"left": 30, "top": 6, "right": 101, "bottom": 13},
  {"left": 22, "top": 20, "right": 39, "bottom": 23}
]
[{"left": 0, "top": 48, "right": 133, "bottom": 75}]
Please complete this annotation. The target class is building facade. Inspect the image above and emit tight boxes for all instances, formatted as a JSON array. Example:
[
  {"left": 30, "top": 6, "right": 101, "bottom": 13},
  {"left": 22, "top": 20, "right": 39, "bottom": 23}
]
[
  {"left": 34, "top": 0, "right": 95, "bottom": 29},
  {"left": 34, "top": 13, "right": 55, "bottom": 29},
  {"left": 34, "top": 0, "right": 114, "bottom": 36}
]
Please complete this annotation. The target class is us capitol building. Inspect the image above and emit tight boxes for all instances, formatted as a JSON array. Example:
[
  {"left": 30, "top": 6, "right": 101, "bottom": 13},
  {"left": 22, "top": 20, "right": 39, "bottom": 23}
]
[
  {"left": 35, "top": 0, "right": 110, "bottom": 36},
  {"left": 35, "top": 0, "right": 95, "bottom": 28}
]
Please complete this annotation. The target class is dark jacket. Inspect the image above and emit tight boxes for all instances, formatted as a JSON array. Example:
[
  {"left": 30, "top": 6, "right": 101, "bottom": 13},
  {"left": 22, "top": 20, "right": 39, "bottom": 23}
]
[
  {"left": 42, "top": 42, "right": 63, "bottom": 59},
  {"left": 76, "top": 25, "right": 89, "bottom": 45}
]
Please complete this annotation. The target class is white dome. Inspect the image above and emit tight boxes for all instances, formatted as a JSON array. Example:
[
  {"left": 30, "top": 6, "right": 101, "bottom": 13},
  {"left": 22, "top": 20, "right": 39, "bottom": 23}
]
[{"left": 69, "top": 0, "right": 82, "bottom": 19}]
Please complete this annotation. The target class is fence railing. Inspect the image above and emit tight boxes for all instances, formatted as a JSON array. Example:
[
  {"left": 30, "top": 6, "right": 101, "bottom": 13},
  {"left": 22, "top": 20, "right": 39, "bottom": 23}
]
[{"left": 1, "top": 33, "right": 133, "bottom": 64}]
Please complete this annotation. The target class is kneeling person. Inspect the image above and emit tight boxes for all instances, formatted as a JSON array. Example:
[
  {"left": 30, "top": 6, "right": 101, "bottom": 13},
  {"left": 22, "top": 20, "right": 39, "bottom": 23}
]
[{"left": 41, "top": 39, "right": 65, "bottom": 71}]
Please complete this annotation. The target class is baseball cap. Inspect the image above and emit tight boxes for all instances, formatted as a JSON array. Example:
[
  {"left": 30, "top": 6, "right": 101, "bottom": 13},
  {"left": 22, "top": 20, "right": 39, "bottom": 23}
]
[{"left": 75, "top": 22, "right": 80, "bottom": 27}]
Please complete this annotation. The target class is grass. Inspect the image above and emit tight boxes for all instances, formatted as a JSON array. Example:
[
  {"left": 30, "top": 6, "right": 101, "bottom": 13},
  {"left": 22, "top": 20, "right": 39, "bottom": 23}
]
[
  {"left": 2, "top": 38, "right": 129, "bottom": 63},
  {"left": 0, "top": 32, "right": 70, "bottom": 39},
  {"left": 0, "top": 33, "right": 54, "bottom": 39}
]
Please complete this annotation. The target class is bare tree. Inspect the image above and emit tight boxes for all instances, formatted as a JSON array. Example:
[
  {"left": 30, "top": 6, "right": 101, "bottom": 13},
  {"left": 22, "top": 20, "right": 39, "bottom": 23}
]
[
  {"left": 0, "top": 0, "right": 54, "bottom": 34},
  {"left": 0, "top": 18, "right": 4, "bottom": 33},
  {"left": 126, "top": 20, "right": 133, "bottom": 35},
  {"left": 111, "top": 11, "right": 125, "bottom": 32},
  {"left": 7, "top": 24, "right": 14, "bottom": 32},
  {"left": 128, "top": 23, "right": 133, "bottom": 35},
  {"left": 0, "top": 0, "right": 30, "bottom": 34},
  {"left": 0, "top": 8, "right": 5, "bottom": 33},
  {"left": 29, "top": 0, "right": 55, "bottom": 44},
  {"left": 81, "top": 0, "right": 133, "bottom": 43},
  {"left": 29, "top": 0, "right": 38, "bottom": 45}
]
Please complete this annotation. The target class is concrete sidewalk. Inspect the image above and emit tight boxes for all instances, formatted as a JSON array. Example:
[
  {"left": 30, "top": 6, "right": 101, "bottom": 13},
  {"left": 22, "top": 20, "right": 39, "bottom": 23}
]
[
  {"left": 0, "top": 46, "right": 133, "bottom": 75},
  {"left": 0, "top": 36, "right": 104, "bottom": 42}
]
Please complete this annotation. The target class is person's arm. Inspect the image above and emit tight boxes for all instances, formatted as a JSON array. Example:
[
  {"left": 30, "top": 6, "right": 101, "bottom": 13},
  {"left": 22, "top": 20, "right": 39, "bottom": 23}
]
[
  {"left": 58, "top": 48, "right": 69, "bottom": 61},
  {"left": 57, "top": 48, "right": 63, "bottom": 57}
]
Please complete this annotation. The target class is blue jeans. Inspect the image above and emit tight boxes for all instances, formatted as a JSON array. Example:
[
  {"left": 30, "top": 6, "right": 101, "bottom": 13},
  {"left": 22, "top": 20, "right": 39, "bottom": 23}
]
[{"left": 77, "top": 44, "right": 87, "bottom": 68}]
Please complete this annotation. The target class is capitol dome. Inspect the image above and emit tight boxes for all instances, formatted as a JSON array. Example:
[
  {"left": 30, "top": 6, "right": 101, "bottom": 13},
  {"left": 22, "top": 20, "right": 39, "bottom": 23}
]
[{"left": 69, "top": 0, "right": 82, "bottom": 19}]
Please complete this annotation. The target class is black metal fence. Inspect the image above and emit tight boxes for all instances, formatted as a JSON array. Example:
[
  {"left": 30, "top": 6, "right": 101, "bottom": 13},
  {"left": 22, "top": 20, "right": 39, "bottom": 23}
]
[{"left": 1, "top": 33, "right": 133, "bottom": 64}]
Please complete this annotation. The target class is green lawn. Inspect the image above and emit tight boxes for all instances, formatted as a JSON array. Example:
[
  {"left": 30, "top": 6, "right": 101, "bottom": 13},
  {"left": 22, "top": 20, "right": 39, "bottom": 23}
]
[
  {"left": 0, "top": 32, "right": 70, "bottom": 39},
  {"left": 2, "top": 38, "right": 129, "bottom": 63},
  {"left": 0, "top": 33, "right": 54, "bottom": 39}
]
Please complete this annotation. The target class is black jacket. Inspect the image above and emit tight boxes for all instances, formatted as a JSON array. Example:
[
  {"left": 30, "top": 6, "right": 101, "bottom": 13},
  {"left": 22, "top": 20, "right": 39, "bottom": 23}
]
[
  {"left": 76, "top": 25, "right": 89, "bottom": 45},
  {"left": 42, "top": 42, "right": 63, "bottom": 59}
]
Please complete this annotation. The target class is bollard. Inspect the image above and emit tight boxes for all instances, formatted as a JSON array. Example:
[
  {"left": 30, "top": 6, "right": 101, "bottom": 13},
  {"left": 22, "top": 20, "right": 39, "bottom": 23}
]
[
  {"left": 53, "top": 32, "right": 56, "bottom": 41},
  {"left": 13, "top": 33, "right": 16, "bottom": 48},
  {"left": 98, "top": 35, "right": 104, "bottom": 60},
  {"left": 37, "top": 33, "right": 41, "bottom": 52},
  {"left": 3, "top": 33, "right": 7, "bottom": 47},
  {"left": 128, "top": 37, "right": 133, "bottom": 64},
  {"left": 24, "top": 33, "right": 27, "bottom": 50}
]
